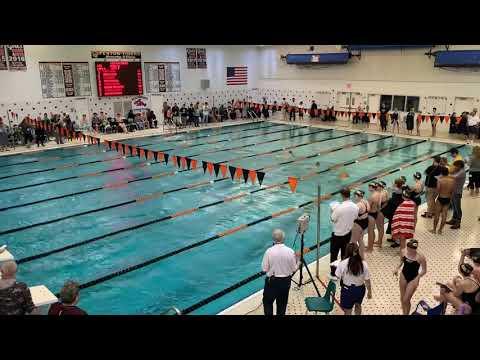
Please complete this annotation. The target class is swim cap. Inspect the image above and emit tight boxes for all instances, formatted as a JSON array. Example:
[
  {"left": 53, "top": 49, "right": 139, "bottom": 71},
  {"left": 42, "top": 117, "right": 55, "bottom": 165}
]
[
  {"left": 354, "top": 190, "right": 365, "bottom": 197},
  {"left": 378, "top": 181, "right": 386, "bottom": 188},
  {"left": 414, "top": 172, "right": 422, "bottom": 180},
  {"left": 368, "top": 182, "right": 377, "bottom": 188},
  {"left": 460, "top": 263, "right": 473, "bottom": 277},
  {"left": 407, "top": 239, "right": 418, "bottom": 249}
]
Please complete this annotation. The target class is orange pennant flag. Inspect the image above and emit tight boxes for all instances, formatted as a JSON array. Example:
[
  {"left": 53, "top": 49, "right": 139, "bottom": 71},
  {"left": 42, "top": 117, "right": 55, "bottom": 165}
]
[
  {"left": 158, "top": 152, "right": 164, "bottom": 161},
  {"left": 171, "top": 155, "right": 177, "bottom": 167},
  {"left": 220, "top": 164, "right": 228, "bottom": 177},
  {"left": 288, "top": 176, "right": 298, "bottom": 193},
  {"left": 181, "top": 157, "right": 187, "bottom": 169},
  {"left": 425, "top": 115, "right": 431, "bottom": 122},
  {"left": 207, "top": 162, "right": 214, "bottom": 175},
  {"left": 235, "top": 167, "right": 243, "bottom": 180},
  {"left": 435, "top": 116, "right": 440, "bottom": 123},
  {"left": 147, "top": 150, "right": 154, "bottom": 160},
  {"left": 248, "top": 170, "right": 257, "bottom": 184},
  {"left": 191, "top": 159, "right": 198, "bottom": 169},
  {"left": 139, "top": 148, "right": 145, "bottom": 159},
  {"left": 131, "top": 146, "right": 137, "bottom": 156},
  {"left": 444, "top": 115, "right": 450, "bottom": 123}
]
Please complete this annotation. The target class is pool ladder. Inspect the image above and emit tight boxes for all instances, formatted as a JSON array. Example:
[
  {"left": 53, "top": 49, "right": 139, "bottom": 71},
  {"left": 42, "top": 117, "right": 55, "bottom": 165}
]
[{"left": 161, "top": 306, "right": 182, "bottom": 315}]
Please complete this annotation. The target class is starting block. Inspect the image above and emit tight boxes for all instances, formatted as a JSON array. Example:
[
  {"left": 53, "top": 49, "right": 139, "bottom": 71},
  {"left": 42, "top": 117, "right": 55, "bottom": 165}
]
[{"left": 29, "top": 285, "right": 58, "bottom": 315}]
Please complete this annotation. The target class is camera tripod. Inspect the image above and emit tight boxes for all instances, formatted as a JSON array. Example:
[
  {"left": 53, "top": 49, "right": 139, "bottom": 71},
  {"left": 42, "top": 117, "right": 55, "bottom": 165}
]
[{"left": 291, "top": 231, "right": 321, "bottom": 297}]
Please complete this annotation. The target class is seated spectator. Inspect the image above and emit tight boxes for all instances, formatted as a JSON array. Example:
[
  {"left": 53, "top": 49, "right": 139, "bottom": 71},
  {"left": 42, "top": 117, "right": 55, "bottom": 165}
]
[
  {"left": 48, "top": 281, "right": 87, "bottom": 316},
  {"left": 0, "top": 261, "right": 35, "bottom": 315},
  {"left": 118, "top": 119, "right": 128, "bottom": 133}
]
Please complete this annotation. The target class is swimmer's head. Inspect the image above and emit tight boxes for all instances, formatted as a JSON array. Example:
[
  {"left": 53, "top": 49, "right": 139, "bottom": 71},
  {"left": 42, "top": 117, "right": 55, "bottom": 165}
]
[
  {"left": 354, "top": 190, "right": 365, "bottom": 200},
  {"left": 460, "top": 263, "right": 474, "bottom": 277},
  {"left": 413, "top": 172, "right": 422, "bottom": 180},
  {"left": 407, "top": 239, "right": 418, "bottom": 250}
]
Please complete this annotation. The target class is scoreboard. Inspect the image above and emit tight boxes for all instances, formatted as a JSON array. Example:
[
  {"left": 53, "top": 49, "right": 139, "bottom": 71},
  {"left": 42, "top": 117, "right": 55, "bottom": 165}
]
[{"left": 95, "top": 61, "right": 143, "bottom": 97}]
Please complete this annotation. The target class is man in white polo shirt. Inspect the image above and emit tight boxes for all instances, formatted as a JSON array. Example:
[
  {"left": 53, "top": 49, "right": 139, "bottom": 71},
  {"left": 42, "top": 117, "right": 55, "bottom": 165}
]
[
  {"left": 330, "top": 188, "right": 359, "bottom": 277},
  {"left": 262, "top": 229, "right": 298, "bottom": 316}
]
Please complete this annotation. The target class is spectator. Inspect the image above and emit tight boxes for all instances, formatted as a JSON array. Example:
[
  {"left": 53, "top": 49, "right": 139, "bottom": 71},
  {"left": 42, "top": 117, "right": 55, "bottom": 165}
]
[
  {"left": 431, "top": 107, "right": 438, "bottom": 137},
  {"left": 289, "top": 98, "right": 296, "bottom": 122},
  {"left": 262, "top": 229, "right": 298, "bottom": 316},
  {"left": 202, "top": 102, "right": 210, "bottom": 124},
  {"left": 393, "top": 239, "right": 427, "bottom": 315},
  {"left": 0, "top": 261, "right": 35, "bottom": 315},
  {"left": 448, "top": 160, "right": 466, "bottom": 229},
  {"left": 405, "top": 107, "right": 415, "bottom": 135},
  {"left": 379, "top": 103, "right": 388, "bottom": 132},
  {"left": 48, "top": 281, "right": 87, "bottom": 315},
  {"left": 467, "top": 146, "right": 480, "bottom": 196},
  {"left": 467, "top": 110, "right": 479, "bottom": 142},
  {"left": 384, "top": 178, "right": 406, "bottom": 242},
  {"left": 261, "top": 104, "right": 269, "bottom": 119},
  {"left": 310, "top": 100, "right": 317, "bottom": 118},
  {"left": 430, "top": 166, "right": 454, "bottom": 235},
  {"left": 0, "top": 117, "right": 8, "bottom": 151},
  {"left": 422, "top": 156, "right": 444, "bottom": 218},
  {"left": 298, "top": 101, "right": 304, "bottom": 121},
  {"left": 147, "top": 110, "right": 157, "bottom": 128},
  {"left": 188, "top": 103, "right": 194, "bottom": 126},
  {"left": 447, "top": 148, "right": 463, "bottom": 173},
  {"left": 391, "top": 189, "right": 416, "bottom": 249},
  {"left": 193, "top": 103, "right": 201, "bottom": 127},
  {"left": 171, "top": 104, "right": 180, "bottom": 126},
  {"left": 330, "top": 188, "right": 358, "bottom": 277},
  {"left": 335, "top": 243, "right": 372, "bottom": 315},
  {"left": 35, "top": 123, "right": 46, "bottom": 147},
  {"left": 410, "top": 172, "right": 424, "bottom": 226},
  {"left": 272, "top": 101, "right": 278, "bottom": 115}
]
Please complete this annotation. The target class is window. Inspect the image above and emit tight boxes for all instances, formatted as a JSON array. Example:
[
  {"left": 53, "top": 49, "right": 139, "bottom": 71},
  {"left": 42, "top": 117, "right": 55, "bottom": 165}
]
[
  {"left": 380, "top": 95, "right": 393, "bottom": 111},
  {"left": 392, "top": 96, "right": 406, "bottom": 111},
  {"left": 406, "top": 96, "right": 420, "bottom": 112}
]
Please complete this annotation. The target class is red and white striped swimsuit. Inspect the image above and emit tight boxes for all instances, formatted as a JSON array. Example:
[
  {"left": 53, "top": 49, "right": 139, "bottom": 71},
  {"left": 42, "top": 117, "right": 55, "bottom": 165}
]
[{"left": 391, "top": 199, "right": 416, "bottom": 239}]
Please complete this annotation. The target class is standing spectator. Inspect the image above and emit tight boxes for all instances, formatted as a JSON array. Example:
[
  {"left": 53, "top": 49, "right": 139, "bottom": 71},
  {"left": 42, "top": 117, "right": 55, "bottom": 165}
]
[
  {"left": 405, "top": 107, "right": 415, "bottom": 135},
  {"left": 261, "top": 104, "right": 269, "bottom": 119},
  {"left": 391, "top": 189, "right": 416, "bottom": 250},
  {"left": 310, "top": 100, "right": 318, "bottom": 118},
  {"left": 272, "top": 101, "right": 278, "bottom": 115},
  {"left": 193, "top": 102, "right": 201, "bottom": 127},
  {"left": 379, "top": 103, "right": 388, "bottom": 132},
  {"left": 188, "top": 103, "right": 195, "bottom": 127},
  {"left": 393, "top": 239, "right": 427, "bottom": 315},
  {"left": 55, "top": 116, "right": 65, "bottom": 144},
  {"left": 282, "top": 98, "right": 289, "bottom": 121},
  {"left": 202, "top": 102, "right": 210, "bottom": 124},
  {"left": 171, "top": 104, "right": 180, "bottom": 126},
  {"left": 289, "top": 98, "right": 296, "bottom": 122},
  {"left": 0, "top": 117, "right": 8, "bottom": 151},
  {"left": 48, "top": 281, "right": 87, "bottom": 316},
  {"left": 0, "top": 261, "right": 35, "bottom": 315},
  {"left": 35, "top": 123, "right": 46, "bottom": 147},
  {"left": 422, "top": 156, "right": 443, "bottom": 218},
  {"left": 467, "top": 146, "right": 480, "bottom": 196},
  {"left": 147, "top": 110, "right": 157, "bottom": 128},
  {"left": 298, "top": 101, "right": 304, "bottom": 121},
  {"left": 330, "top": 188, "right": 359, "bottom": 277},
  {"left": 448, "top": 160, "right": 466, "bottom": 230},
  {"left": 262, "top": 229, "right": 298, "bottom": 316},
  {"left": 431, "top": 107, "right": 438, "bottom": 137},
  {"left": 410, "top": 172, "right": 424, "bottom": 226},
  {"left": 384, "top": 178, "right": 406, "bottom": 243},
  {"left": 467, "top": 110, "right": 479, "bottom": 142},
  {"left": 335, "top": 243, "right": 373, "bottom": 315}
]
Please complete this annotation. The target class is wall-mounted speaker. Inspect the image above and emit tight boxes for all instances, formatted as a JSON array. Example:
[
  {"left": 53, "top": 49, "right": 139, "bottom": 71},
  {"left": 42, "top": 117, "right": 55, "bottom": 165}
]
[{"left": 200, "top": 79, "right": 210, "bottom": 90}]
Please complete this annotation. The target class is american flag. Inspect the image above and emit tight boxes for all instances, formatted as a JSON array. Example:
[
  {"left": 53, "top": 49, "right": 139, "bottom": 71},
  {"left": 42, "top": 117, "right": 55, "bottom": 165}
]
[{"left": 226, "top": 66, "right": 248, "bottom": 85}]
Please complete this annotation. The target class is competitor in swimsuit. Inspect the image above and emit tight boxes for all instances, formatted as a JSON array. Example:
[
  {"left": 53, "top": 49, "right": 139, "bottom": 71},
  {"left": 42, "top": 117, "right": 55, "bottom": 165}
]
[
  {"left": 366, "top": 182, "right": 384, "bottom": 252},
  {"left": 393, "top": 239, "right": 427, "bottom": 315},
  {"left": 350, "top": 190, "right": 370, "bottom": 260},
  {"left": 411, "top": 172, "right": 424, "bottom": 226},
  {"left": 434, "top": 249, "right": 480, "bottom": 314},
  {"left": 430, "top": 167, "right": 454, "bottom": 235},
  {"left": 390, "top": 109, "right": 400, "bottom": 134}
]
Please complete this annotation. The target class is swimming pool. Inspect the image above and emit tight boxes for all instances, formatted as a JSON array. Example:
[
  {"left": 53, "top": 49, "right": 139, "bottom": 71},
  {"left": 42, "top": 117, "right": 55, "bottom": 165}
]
[{"left": 0, "top": 121, "right": 470, "bottom": 314}]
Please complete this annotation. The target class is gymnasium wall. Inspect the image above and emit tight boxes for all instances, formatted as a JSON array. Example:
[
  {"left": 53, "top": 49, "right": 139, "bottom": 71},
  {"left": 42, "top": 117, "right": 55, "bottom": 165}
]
[
  {"left": 257, "top": 45, "right": 480, "bottom": 113},
  {"left": 0, "top": 45, "right": 258, "bottom": 103}
]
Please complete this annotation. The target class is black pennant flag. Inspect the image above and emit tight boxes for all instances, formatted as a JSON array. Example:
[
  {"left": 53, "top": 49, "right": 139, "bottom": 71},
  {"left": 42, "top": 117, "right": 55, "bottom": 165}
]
[
  {"left": 176, "top": 156, "right": 181, "bottom": 168},
  {"left": 440, "top": 116, "right": 444, "bottom": 123},
  {"left": 257, "top": 171, "right": 265, "bottom": 186},
  {"left": 145, "top": 149, "right": 150, "bottom": 161},
  {"left": 128, "top": 145, "right": 133, "bottom": 156},
  {"left": 153, "top": 151, "right": 158, "bottom": 162},
  {"left": 229, "top": 165, "right": 236, "bottom": 180},
  {"left": 137, "top": 148, "right": 142, "bottom": 158},
  {"left": 164, "top": 153, "right": 169, "bottom": 165},
  {"left": 96, "top": 138, "right": 101, "bottom": 146},
  {"left": 114, "top": 142, "right": 119, "bottom": 152},
  {"left": 213, "top": 163, "right": 220, "bottom": 177},
  {"left": 186, "top": 157, "right": 192, "bottom": 170},
  {"left": 202, "top": 161, "right": 208, "bottom": 174},
  {"left": 242, "top": 168, "right": 249, "bottom": 183},
  {"left": 107, "top": 141, "right": 112, "bottom": 150},
  {"left": 371, "top": 113, "right": 376, "bottom": 119},
  {"left": 82, "top": 134, "right": 86, "bottom": 142},
  {"left": 121, "top": 143, "right": 126, "bottom": 154}
]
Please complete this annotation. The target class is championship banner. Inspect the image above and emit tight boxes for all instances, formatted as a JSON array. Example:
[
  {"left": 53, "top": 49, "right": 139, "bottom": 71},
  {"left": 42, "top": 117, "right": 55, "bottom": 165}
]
[
  {"left": 186, "top": 48, "right": 197, "bottom": 69},
  {"left": 6, "top": 45, "right": 27, "bottom": 71},
  {"left": 0, "top": 46, "right": 7, "bottom": 70},
  {"left": 91, "top": 50, "right": 141, "bottom": 60}
]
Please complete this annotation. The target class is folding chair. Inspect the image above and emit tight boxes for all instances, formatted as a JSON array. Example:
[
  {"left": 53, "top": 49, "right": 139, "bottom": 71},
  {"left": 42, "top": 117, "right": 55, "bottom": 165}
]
[
  {"left": 304, "top": 280, "right": 336, "bottom": 315},
  {"left": 411, "top": 300, "right": 446, "bottom": 315}
]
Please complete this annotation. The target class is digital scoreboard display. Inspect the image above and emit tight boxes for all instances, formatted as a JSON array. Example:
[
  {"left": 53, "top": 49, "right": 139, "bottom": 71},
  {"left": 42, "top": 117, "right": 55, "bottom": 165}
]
[{"left": 95, "top": 61, "right": 143, "bottom": 97}]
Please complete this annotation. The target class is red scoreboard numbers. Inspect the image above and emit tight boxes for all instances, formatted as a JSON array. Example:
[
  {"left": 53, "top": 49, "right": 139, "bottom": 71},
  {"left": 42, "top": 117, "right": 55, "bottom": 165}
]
[{"left": 95, "top": 61, "right": 143, "bottom": 97}]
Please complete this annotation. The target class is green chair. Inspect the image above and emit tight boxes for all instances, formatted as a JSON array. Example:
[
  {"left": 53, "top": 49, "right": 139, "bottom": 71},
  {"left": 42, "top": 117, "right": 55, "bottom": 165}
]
[{"left": 304, "top": 280, "right": 336, "bottom": 315}]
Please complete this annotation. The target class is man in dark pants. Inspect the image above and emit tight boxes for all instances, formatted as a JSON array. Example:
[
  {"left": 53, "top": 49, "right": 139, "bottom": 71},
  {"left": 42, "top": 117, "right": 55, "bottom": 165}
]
[
  {"left": 330, "top": 188, "right": 359, "bottom": 277},
  {"left": 262, "top": 229, "right": 298, "bottom": 316},
  {"left": 448, "top": 160, "right": 466, "bottom": 229},
  {"left": 289, "top": 98, "right": 296, "bottom": 122}
]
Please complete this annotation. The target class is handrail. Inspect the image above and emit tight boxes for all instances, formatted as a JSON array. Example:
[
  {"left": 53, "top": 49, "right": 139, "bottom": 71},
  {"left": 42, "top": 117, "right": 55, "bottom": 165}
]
[{"left": 161, "top": 306, "right": 182, "bottom": 315}]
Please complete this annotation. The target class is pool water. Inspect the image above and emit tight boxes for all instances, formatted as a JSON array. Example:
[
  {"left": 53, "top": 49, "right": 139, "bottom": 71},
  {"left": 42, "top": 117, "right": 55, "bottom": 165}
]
[{"left": 0, "top": 121, "right": 470, "bottom": 314}]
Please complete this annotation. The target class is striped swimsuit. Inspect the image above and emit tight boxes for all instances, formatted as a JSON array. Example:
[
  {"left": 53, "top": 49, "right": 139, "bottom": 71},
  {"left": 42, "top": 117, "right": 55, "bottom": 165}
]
[{"left": 391, "top": 199, "right": 416, "bottom": 239}]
